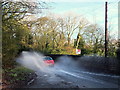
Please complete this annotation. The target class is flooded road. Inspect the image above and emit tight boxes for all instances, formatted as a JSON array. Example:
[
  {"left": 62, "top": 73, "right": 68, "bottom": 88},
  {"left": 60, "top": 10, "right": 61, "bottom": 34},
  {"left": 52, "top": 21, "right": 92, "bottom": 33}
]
[
  {"left": 25, "top": 65, "right": 120, "bottom": 88},
  {"left": 18, "top": 52, "right": 120, "bottom": 88}
]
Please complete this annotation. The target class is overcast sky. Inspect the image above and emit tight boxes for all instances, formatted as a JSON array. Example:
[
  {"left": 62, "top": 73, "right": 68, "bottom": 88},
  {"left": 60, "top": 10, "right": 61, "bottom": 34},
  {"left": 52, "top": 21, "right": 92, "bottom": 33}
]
[
  {"left": 18, "top": 0, "right": 119, "bottom": 39},
  {"left": 40, "top": 0, "right": 118, "bottom": 39}
]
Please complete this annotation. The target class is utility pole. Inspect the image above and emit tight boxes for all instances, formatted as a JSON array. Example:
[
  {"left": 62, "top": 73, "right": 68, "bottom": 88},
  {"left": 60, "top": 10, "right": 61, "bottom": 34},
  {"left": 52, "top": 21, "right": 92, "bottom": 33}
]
[{"left": 105, "top": 2, "right": 108, "bottom": 57}]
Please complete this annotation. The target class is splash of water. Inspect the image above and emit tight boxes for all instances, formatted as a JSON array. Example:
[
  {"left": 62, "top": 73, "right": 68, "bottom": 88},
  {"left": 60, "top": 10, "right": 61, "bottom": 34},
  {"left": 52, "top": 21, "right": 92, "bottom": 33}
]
[{"left": 16, "top": 51, "right": 52, "bottom": 73}]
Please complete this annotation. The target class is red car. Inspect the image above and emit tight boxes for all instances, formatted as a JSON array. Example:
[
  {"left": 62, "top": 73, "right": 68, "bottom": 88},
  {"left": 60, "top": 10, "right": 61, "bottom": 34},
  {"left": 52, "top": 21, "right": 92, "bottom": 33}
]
[{"left": 43, "top": 56, "right": 54, "bottom": 67}]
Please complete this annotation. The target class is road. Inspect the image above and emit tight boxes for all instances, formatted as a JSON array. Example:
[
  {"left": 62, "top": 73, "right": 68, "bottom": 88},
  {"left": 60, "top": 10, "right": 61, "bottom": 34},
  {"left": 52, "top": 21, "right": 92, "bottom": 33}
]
[{"left": 25, "top": 64, "right": 120, "bottom": 88}]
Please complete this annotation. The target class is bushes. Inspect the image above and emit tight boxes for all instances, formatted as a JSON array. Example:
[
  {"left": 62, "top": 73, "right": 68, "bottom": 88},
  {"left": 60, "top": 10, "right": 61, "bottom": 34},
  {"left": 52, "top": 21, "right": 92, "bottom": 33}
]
[
  {"left": 3, "top": 66, "right": 36, "bottom": 86},
  {"left": 2, "top": 18, "right": 32, "bottom": 69}
]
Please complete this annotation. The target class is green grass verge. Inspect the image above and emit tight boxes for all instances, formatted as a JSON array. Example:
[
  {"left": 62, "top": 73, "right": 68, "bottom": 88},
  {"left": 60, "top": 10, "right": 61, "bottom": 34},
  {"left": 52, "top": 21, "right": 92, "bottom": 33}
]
[{"left": 3, "top": 66, "right": 35, "bottom": 84}]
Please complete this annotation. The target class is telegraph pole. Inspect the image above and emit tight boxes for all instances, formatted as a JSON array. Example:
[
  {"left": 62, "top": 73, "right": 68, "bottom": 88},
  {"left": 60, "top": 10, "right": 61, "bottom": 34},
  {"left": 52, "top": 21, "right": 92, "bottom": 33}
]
[{"left": 105, "top": 2, "right": 108, "bottom": 57}]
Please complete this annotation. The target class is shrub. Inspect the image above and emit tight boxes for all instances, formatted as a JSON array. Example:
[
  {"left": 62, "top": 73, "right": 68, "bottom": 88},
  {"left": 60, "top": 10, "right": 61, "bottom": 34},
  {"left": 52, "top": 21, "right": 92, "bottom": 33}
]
[{"left": 3, "top": 66, "right": 34, "bottom": 84}]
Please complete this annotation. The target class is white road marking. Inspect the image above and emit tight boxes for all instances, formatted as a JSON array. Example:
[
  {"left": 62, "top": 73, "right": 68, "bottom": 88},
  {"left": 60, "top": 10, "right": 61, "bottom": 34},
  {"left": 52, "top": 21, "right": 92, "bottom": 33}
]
[
  {"left": 59, "top": 69, "right": 104, "bottom": 84},
  {"left": 72, "top": 69, "right": 120, "bottom": 78}
]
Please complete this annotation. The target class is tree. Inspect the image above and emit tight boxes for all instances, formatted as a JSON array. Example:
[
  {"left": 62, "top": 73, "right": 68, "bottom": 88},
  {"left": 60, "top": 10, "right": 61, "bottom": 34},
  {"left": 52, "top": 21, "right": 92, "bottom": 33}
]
[
  {"left": 107, "top": 37, "right": 118, "bottom": 57},
  {"left": 2, "top": 19, "right": 31, "bottom": 68},
  {"left": 29, "top": 16, "right": 60, "bottom": 53},
  {"left": 2, "top": 0, "right": 48, "bottom": 68},
  {"left": 55, "top": 18, "right": 66, "bottom": 50},
  {"left": 64, "top": 16, "right": 79, "bottom": 46},
  {"left": 83, "top": 24, "right": 104, "bottom": 55}
]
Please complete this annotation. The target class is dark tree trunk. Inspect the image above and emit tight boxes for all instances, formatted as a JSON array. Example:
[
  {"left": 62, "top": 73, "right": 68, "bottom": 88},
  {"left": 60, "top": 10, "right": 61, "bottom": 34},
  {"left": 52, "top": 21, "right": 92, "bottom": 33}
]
[{"left": 68, "top": 37, "right": 70, "bottom": 46}]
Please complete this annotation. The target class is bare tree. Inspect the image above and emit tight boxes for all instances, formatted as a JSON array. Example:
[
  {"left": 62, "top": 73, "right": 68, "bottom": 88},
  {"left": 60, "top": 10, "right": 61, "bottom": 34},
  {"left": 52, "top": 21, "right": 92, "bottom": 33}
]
[
  {"left": 2, "top": 0, "right": 49, "bottom": 21},
  {"left": 83, "top": 24, "right": 104, "bottom": 54},
  {"left": 64, "top": 16, "right": 79, "bottom": 46}
]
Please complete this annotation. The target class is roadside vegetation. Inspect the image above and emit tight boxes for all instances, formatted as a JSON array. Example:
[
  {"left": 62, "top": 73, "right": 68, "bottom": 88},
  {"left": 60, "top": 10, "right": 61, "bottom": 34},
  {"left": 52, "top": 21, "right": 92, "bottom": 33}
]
[
  {"left": 2, "top": 66, "right": 36, "bottom": 88},
  {"left": 1, "top": 0, "right": 119, "bottom": 88}
]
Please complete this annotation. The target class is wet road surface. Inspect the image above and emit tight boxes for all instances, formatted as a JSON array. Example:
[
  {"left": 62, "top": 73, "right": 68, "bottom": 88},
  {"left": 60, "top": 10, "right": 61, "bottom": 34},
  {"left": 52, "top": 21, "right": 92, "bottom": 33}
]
[{"left": 25, "top": 65, "right": 120, "bottom": 88}]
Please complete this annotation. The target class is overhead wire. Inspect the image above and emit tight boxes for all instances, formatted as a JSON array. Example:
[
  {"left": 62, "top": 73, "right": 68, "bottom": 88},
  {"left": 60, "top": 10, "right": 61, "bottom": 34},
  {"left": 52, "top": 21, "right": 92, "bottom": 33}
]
[
  {"left": 80, "top": 1, "right": 118, "bottom": 17},
  {"left": 80, "top": 4, "right": 104, "bottom": 17}
]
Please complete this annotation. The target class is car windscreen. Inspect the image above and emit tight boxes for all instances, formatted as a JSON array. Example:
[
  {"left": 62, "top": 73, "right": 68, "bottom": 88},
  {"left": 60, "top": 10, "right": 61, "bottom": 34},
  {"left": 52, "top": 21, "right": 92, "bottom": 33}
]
[{"left": 43, "top": 57, "right": 53, "bottom": 60}]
